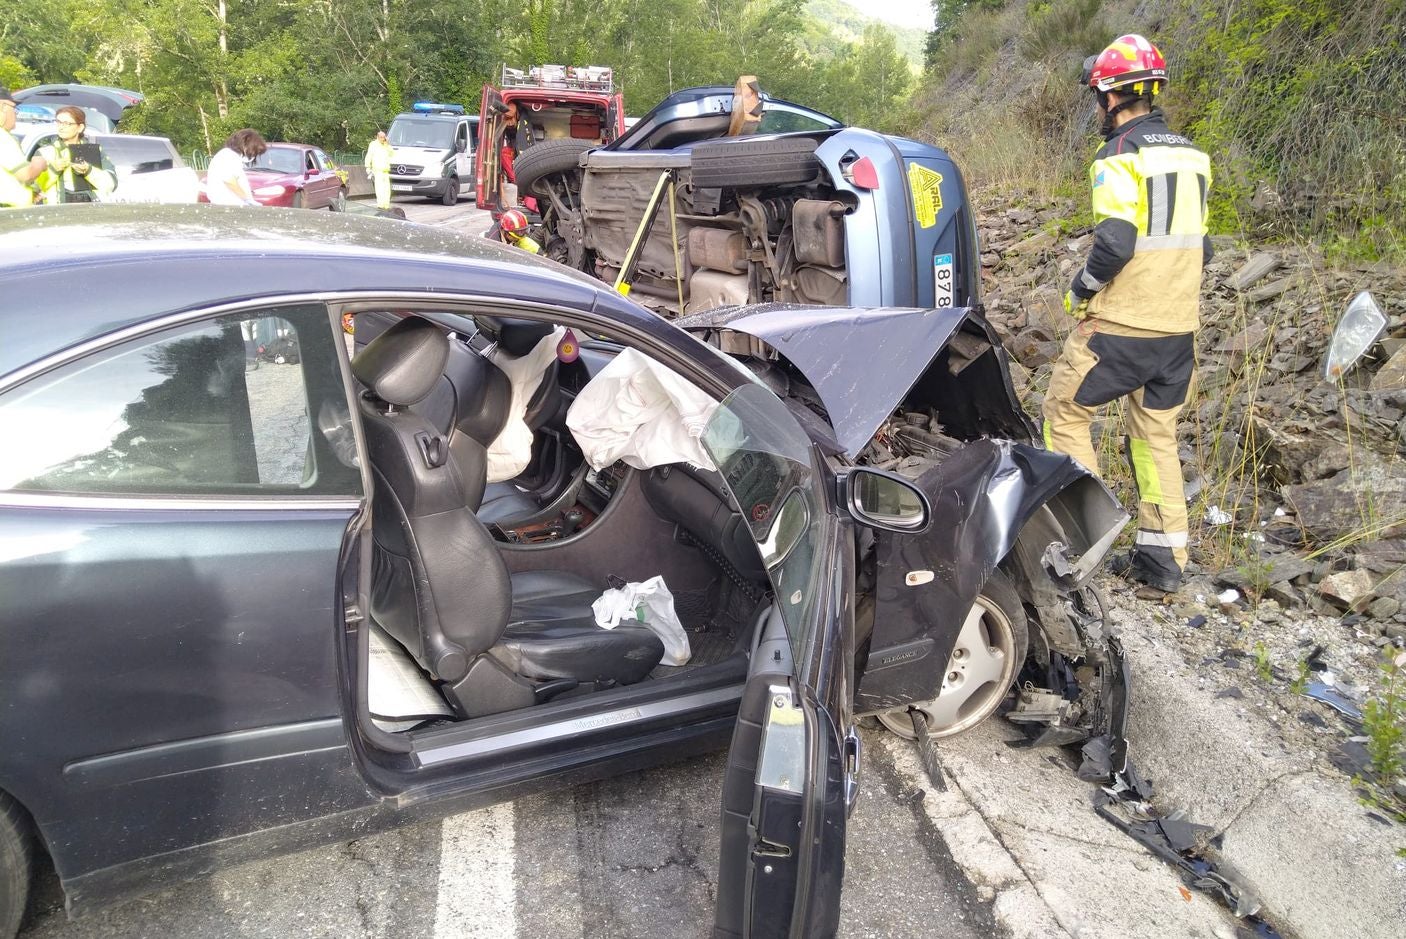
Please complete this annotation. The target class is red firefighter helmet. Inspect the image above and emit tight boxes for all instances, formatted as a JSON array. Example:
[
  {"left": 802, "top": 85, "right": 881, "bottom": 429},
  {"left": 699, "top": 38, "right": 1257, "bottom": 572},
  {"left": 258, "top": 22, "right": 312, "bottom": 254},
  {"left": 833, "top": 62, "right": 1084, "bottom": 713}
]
[
  {"left": 499, "top": 208, "right": 530, "bottom": 233},
  {"left": 1084, "top": 34, "right": 1168, "bottom": 93}
]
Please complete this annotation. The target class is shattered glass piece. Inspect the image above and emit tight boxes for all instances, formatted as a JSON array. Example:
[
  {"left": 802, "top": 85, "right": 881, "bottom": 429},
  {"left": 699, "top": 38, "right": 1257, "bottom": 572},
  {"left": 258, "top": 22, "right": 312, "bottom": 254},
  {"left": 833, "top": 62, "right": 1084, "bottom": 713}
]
[{"left": 1205, "top": 505, "right": 1233, "bottom": 525}]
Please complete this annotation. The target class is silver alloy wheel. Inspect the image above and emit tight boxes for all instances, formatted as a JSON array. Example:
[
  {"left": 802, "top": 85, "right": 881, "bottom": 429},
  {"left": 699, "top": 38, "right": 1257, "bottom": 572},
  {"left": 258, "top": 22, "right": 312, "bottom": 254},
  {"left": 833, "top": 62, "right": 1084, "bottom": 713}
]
[{"left": 876, "top": 592, "right": 1021, "bottom": 739}]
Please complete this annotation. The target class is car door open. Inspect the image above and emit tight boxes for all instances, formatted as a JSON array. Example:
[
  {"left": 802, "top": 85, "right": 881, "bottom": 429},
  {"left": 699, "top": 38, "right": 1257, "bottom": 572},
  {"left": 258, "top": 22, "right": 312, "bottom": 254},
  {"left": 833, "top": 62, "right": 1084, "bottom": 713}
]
[{"left": 703, "top": 383, "right": 852, "bottom": 938}]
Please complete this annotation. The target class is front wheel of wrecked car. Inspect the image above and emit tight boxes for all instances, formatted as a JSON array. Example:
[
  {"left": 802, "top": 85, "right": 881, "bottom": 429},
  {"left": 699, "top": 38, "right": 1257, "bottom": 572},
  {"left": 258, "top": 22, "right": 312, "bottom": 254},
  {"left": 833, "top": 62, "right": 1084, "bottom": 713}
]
[{"left": 877, "top": 570, "right": 1029, "bottom": 739}]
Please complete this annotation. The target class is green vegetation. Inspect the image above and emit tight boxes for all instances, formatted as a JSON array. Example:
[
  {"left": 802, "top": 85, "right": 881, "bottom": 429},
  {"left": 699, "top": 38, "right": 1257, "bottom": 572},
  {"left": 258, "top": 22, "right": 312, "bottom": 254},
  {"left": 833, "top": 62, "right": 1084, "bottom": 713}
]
[
  {"left": 911, "top": 0, "right": 1406, "bottom": 258},
  {"left": 0, "top": 0, "right": 911, "bottom": 150},
  {"left": 1359, "top": 651, "right": 1406, "bottom": 826}
]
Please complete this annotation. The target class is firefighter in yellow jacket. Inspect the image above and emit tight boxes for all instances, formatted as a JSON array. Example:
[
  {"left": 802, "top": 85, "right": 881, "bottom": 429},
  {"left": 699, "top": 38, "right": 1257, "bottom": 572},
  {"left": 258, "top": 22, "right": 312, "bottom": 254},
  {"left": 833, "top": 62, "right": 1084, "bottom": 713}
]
[
  {"left": 1043, "top": 34, "right": 1212, "bottom": 593},
  {"left": 0, "top": 87, "right": 46, "bottom": 208}
]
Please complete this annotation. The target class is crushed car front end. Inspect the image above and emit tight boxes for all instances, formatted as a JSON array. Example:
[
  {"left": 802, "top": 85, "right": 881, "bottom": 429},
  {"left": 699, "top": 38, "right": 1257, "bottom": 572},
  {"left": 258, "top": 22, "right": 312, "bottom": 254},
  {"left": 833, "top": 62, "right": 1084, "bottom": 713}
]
[{"left": 680, "top": 303, "right": 1133, "bottom": 771}]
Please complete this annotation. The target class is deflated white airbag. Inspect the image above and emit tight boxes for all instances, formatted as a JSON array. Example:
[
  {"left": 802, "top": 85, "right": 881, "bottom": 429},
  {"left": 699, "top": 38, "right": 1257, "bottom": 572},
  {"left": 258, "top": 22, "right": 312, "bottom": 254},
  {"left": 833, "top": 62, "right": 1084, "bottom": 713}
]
[{"left": 566, "top": 347, "right": 719, "bottom": 471}]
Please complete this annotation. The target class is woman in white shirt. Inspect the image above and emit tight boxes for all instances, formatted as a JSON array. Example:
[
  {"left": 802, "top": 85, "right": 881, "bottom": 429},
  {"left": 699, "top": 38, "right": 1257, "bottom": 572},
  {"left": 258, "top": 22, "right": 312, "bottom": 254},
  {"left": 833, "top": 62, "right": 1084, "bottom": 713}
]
[{"left": 205, "top": 128, "right": 267, "bottom": 206}]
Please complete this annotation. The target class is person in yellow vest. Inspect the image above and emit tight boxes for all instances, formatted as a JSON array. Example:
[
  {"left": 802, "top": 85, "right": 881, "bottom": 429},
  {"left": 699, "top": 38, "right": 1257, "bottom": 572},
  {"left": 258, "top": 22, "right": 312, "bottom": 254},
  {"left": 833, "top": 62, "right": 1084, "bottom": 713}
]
[
  {"left": 496, "top": 208, "right": 540, "bottom": 254},
  {"left": 1042, "top": 34, "right": 1212, "bottom": 594},
  {"left": 0, "top": 87, "right": 46, "bottom": 208},
  {"left": 364, "top": 130, "right": 393, "bottom": 211},
  {"left": 34, "top": 106, "right": 116, "bottom": 203}
]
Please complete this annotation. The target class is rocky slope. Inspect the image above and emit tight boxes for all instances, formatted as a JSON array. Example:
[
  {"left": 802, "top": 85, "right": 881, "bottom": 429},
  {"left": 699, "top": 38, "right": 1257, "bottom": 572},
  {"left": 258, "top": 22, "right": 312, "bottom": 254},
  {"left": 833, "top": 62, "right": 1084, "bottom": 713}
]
[{"left": 976, "top": 189, "right": 1406, "bottom": 811}]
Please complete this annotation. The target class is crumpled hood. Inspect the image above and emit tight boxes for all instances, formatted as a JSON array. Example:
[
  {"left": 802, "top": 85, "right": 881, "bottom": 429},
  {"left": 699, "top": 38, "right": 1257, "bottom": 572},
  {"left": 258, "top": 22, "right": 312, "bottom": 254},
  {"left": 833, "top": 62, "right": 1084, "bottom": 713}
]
[{"left": 677, "top": 303, "right": 975, "bottom": 457}]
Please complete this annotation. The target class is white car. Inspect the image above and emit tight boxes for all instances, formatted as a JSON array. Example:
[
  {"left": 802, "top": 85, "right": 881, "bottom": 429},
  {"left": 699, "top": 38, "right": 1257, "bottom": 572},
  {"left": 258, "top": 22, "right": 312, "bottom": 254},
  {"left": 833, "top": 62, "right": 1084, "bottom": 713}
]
[{"left": 24, "top": 132, "right": 200, "bottom": 204}]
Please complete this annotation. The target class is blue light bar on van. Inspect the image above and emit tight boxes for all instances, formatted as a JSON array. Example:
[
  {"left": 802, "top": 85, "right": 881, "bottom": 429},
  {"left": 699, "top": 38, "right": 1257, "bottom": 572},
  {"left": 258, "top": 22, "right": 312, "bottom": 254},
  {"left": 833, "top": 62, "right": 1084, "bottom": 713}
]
[{"left": 412, "top": 101, "right": 465, "bottom": 114}]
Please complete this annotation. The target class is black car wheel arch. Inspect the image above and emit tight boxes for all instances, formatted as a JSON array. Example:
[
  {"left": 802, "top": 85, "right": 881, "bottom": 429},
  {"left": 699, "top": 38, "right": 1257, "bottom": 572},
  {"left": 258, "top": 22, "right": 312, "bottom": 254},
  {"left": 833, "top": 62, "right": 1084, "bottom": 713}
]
[{"left": 0, "top": 790, "right": 32, "bottom": 939}]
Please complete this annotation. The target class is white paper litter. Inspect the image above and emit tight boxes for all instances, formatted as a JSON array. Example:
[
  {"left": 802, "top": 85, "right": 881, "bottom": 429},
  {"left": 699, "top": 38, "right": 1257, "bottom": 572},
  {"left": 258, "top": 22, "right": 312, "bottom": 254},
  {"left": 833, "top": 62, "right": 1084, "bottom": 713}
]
[
  {"left": 368, "top": 624, "right": 454, "bottom": 732},
  {"left": 566, "top": 347, "right": 719, "bottom": 471},
  {"left": 487, "top": 326, "right": 567, "bottom": 482},
  {"left": 592, "top": 575, "right": 692, "bottom": 666},
  {"left": 1217, "top": 588, "right": 1241, "bottom": 605}
]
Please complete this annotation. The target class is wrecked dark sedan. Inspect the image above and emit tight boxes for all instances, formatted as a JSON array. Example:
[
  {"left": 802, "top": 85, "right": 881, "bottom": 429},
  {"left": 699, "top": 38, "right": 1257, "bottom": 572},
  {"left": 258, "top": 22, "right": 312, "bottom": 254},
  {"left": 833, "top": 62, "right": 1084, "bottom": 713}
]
[{"left": 0, "top": 205, "right": 1126, "bottom": 938}]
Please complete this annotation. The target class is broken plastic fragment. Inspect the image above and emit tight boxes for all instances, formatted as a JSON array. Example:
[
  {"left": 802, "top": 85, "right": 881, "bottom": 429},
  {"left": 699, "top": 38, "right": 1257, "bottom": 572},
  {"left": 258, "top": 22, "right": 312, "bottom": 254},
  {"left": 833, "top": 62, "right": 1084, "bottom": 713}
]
[
  {"left": 1217, "top": 588, "right": 1240, "bottom": 605},
  {"left": 1302, "top": 681, "right": 1362, "bottom": 720}
]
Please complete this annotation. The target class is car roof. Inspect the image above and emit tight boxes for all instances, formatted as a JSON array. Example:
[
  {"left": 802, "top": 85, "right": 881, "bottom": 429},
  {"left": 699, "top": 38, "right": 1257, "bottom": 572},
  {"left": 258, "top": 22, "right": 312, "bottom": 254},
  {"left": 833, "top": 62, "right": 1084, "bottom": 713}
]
[{"left": 0, "top": 205, "right": 656, "bottom": 380}]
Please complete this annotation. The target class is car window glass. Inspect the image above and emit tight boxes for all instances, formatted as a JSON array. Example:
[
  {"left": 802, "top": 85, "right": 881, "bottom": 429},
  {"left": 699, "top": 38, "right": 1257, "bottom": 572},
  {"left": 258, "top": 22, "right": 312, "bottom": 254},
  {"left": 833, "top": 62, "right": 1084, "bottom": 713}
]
[
  {"left": 250, "top": 148, "right": 303, "bottom": 174},
  {"left": 703, "top": 382, "right": 825, "bottom": 663},
  {"left": 757, "top": 106, "right": 834, "bottom": 134},
  {"left": 0, "top": 304, "right": 360, "bottom": 497},
  {"left": 389, "top": 119, "right": 454, "bottom": 150},
  {"left": 313, "top": 150, "right": 330, "bottom": 170},
  {"left": 94, "top": 136, "right": 183, "bottom": 172}
]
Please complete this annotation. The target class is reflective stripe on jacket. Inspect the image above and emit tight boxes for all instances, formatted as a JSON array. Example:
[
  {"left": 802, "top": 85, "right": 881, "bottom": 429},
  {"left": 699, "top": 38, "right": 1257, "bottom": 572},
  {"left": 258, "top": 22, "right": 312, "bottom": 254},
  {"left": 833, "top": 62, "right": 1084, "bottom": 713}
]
[{"left": 1071, "top": 110, "right": 1212, "bottom": 334}]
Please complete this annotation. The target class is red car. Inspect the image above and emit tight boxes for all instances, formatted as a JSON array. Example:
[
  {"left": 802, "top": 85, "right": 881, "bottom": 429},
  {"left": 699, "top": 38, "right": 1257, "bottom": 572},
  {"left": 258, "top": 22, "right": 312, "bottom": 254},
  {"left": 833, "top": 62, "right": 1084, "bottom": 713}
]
[{"left": 200, "top": 142, "right": 348, "bottom": 210}]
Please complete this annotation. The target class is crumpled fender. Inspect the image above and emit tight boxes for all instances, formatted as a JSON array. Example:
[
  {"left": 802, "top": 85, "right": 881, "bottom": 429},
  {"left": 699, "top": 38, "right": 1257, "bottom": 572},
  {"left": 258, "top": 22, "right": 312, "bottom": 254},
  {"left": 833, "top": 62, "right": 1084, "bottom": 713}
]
[{"left": 855, "top": 439, "right": 1128, "bottom": 713}]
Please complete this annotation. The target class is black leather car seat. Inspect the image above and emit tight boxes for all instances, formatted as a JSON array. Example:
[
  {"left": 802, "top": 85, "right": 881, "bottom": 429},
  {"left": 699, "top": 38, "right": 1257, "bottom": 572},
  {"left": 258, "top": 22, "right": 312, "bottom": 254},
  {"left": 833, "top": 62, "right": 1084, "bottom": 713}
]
[
  {"left": 354, "top": 317, "right": 664, "bottom": 718},
  {"left": 413, "top": 325, "right": 550, "bottom": 527}
]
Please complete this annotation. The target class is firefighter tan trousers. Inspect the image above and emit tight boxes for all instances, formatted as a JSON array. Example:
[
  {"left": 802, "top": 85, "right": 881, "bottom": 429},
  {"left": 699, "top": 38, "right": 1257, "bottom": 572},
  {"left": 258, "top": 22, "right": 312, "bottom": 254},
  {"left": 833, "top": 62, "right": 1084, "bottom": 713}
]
[{"left": 1042, "top": 317, "right": 1196, "bottom": 578}]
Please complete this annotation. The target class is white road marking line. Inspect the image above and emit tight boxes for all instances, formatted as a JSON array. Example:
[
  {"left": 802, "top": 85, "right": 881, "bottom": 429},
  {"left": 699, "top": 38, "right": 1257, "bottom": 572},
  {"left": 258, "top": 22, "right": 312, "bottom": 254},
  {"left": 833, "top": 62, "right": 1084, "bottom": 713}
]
[{"left": 434, "top": 802, "right": 516, "bottom": 938}]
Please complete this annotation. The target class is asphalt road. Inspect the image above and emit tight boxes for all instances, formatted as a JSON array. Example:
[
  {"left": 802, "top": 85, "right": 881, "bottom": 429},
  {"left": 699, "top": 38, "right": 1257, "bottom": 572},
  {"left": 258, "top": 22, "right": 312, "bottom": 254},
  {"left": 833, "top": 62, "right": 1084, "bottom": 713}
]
[
  {"left": 21, "top": 732, "right": 995, "bottom": 938},
  {"left": 16, "top": 194, "right": 995, "bottom": 939}
]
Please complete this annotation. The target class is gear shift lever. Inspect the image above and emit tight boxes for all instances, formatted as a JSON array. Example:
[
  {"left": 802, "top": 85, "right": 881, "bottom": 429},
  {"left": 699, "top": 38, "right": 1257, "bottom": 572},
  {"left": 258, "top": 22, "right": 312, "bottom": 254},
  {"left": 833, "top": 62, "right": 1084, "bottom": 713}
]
[{"left": 561, "top": 507, "right": 586, "bottom": 536}]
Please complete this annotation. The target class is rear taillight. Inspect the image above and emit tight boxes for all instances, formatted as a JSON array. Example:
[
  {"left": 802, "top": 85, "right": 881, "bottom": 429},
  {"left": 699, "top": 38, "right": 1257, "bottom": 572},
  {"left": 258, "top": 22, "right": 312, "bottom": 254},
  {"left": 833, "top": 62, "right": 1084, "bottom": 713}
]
[{"left": 843, "top": 156, "right": 879, "bottom": 190}]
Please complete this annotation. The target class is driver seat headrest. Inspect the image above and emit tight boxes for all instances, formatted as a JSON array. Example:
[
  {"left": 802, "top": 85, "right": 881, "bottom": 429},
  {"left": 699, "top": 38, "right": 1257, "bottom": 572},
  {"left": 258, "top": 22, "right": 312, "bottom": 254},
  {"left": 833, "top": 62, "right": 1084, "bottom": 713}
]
[{"left": 352, "top": 315, "right": 448, "bottom": 407}]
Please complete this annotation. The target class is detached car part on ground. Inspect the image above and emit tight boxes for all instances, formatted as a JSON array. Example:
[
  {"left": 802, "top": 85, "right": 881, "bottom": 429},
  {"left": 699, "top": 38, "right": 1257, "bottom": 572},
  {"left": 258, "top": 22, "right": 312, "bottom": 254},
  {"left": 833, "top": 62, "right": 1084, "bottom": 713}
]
[
  {"left": 508, "top": 84, "right": 980, "bottom": 316},
  {"left": 0, "top": 206, "right": 1126, "bottom": 938}
]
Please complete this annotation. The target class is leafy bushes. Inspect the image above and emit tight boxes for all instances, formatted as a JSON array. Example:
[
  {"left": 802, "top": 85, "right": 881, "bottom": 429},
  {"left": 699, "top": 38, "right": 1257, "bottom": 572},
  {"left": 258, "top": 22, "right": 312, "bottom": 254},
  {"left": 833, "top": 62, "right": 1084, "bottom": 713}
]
[{"left": 910, "top": 0, "right": 1405, "bottom": 258}]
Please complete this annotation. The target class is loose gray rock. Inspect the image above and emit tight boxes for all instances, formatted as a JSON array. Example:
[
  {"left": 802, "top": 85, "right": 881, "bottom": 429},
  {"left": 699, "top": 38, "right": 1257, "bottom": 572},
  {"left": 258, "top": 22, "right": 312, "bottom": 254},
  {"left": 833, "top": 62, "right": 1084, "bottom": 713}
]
[
  {"left": 1368, "top": 596, "right": 1402, "bottom": 621},
  {"left": 1318, "top": 569, "right": 1375, "bottom": 609}
]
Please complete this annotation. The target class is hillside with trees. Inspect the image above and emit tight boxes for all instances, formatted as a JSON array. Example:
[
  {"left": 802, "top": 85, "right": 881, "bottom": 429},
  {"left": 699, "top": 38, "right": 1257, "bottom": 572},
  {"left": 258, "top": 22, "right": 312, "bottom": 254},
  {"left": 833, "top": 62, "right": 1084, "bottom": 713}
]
[
  {"left": 912, "top": 0, "right": 1405, "bottom": 258},
  {"left": 0, "top": 0, "right": 913, "bottom": 152}
]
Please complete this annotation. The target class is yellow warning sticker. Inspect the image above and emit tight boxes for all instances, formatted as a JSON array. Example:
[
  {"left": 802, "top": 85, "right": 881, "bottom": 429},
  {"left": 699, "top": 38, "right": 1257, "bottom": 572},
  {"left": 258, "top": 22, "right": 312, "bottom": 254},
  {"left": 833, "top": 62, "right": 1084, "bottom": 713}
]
[{"left": 908, "top": 164, "right": 944, "bottom": 228}]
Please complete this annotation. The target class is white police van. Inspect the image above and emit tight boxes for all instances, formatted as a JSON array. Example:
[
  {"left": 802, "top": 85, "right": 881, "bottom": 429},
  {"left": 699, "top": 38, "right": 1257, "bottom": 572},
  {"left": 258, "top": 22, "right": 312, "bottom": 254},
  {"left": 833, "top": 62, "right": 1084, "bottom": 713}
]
[{"left": 386, "top": 102, "right": 478, "bottom": 205}]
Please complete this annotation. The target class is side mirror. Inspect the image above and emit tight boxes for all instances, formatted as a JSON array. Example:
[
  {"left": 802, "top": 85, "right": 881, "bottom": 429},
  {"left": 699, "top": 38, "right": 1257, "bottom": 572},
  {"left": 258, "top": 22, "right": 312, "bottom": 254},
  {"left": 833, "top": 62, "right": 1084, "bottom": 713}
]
[{"left": 839, "top": 468, "right": 930, "bottom": 534}]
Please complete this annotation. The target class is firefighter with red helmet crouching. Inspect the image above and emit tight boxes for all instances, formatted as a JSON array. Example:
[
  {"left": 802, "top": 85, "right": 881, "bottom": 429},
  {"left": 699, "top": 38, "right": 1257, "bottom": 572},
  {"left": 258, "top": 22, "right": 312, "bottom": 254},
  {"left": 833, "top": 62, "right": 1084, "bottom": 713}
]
[
  {"left": 1041, "top": 34, "right": 1213, "bottom": 595},
  {"left": 495, "top": 207, "right": 541, "bottom": 254}
]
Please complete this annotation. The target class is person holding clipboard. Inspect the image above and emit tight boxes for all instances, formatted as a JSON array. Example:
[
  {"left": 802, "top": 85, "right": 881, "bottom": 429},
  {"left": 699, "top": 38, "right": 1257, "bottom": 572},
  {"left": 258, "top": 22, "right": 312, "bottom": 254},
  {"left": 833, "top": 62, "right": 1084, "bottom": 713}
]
[{"left": 35, "top": 106, "right": 115, "bottom": 203}]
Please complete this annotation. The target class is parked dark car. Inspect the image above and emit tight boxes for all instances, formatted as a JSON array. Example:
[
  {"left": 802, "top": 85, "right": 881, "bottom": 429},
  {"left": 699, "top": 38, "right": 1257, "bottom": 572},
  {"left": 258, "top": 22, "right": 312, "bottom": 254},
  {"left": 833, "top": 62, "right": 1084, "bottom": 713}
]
[
  {"left": 197, "top": 141, "right": 349, "bottom": 210},
  {"left": 507, "top": 83, "right": 979, "bottom": 318},
  {"left": 0, "top": 205, "right": 1128, "bottom": 937}
]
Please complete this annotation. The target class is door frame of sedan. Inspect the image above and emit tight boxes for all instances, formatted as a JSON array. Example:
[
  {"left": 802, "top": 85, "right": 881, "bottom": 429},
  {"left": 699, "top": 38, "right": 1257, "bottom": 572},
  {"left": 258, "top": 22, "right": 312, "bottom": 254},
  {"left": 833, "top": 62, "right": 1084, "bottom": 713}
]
[{"left": 325, "top": 290, "right": 857, "bottom": 934}]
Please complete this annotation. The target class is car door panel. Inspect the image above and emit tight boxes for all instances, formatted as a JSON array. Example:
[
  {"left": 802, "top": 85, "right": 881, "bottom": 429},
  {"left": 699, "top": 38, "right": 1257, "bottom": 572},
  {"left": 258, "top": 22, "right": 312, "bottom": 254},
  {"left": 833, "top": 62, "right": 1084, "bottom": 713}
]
[
  {"left": 0, "top": 302, "right": 373, "bottom": 885},
  {"left": 703, "top": 384, "right": 853, "bottom": 937}
]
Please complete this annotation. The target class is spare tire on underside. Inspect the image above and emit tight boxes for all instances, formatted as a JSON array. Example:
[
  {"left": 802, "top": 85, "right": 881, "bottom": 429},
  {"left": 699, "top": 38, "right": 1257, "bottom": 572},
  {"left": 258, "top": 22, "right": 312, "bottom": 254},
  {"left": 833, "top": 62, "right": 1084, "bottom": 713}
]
[
  {"left": 513, "top": 138, "right": 596, "bottom": 192},
  {"left": 688, "top": 136, "right": 822, "bottom": 189}
]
